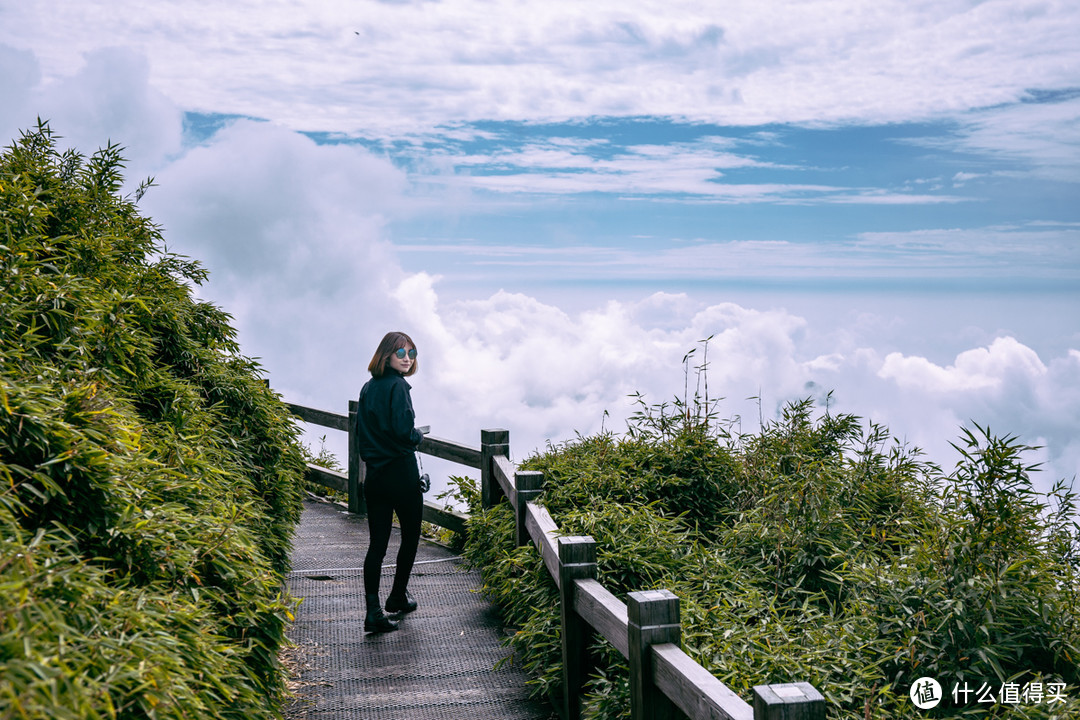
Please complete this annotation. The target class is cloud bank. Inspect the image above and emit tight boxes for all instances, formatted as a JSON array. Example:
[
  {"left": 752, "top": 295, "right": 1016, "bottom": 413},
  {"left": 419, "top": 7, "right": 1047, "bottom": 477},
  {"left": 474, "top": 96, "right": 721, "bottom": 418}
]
[
  {"left": 138, "top": 112, "right": 1080, "bottom": 494},
  {"left": 2, "top": 36, "right": 1076, "bottom": 501},
  {"left": 6, "top": 0, "right": 1080, "bottom": 134}
]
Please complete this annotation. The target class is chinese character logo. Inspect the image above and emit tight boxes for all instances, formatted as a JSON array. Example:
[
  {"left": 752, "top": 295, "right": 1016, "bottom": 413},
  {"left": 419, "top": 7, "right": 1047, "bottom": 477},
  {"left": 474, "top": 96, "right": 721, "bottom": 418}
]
[{"left": 911, "top": 677, "right": 943, "bottom": 709}]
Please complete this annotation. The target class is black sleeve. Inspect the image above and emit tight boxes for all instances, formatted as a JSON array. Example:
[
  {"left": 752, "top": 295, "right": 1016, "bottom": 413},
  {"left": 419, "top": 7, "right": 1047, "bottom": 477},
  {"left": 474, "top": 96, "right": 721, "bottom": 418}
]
[{"left": 389, "top": 380, "right": 423, "bottom": 449}]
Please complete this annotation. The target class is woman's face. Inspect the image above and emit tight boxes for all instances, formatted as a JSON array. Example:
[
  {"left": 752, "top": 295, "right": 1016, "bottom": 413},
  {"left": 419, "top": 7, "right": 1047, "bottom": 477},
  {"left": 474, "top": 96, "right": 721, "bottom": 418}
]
[{"left": 388, "top": 344, "right": 415, "bottom": 375}]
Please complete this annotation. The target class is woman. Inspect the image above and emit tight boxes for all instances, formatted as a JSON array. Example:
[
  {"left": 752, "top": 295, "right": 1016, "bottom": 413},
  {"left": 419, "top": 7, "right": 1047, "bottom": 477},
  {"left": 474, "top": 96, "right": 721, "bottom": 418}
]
[{"left": 355, "top": 331, "right": 426, "bottom": 633}]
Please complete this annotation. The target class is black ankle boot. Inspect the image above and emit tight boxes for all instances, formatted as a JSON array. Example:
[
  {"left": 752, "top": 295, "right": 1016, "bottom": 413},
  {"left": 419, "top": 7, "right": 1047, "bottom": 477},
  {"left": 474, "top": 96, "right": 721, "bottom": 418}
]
[
  {"left": 364, "top": 609, "right": 398, "bottom": 633},
  {"left": 385, "top": 591, "right": 418, "bottom": 614},
  {"left": 364, "top": 594, "right": 398, "bottom": 633}
]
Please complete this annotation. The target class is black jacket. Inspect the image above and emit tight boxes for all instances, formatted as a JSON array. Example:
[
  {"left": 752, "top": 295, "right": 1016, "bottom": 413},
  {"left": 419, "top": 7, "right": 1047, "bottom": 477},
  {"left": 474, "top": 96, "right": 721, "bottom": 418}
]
[{"left": 355, "top": 373, "right": 423, "bottom": 469}]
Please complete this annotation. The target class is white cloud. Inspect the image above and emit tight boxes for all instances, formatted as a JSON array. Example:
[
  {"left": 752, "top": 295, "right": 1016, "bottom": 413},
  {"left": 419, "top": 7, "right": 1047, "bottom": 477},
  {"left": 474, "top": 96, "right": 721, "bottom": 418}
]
[
  {"left": 138, "top": 119, "right": 414, "bottom": 416},
  {"left": 406, "top": 132, "right": 970, "bottom": 204},
  {"left": 880, "top": 337, "right": 1047, "bottom": 393},
  {"left": 954, "top": 95, "right": 1080, "bottom": 183},
  {"left": 951, "top": 171, "right": 983, "bottom": 186},
  {"left": 392, "top": 283, "right": 813, "bottom": 456},
  {"left": 0, "top": 44, "right": 182, "bottom": 177},
  {"left": 873, "top": 339, "right": 1080, "bottom": 487},
  {"left": 4, "top": 0, "right": 1079, "bottom": 134},
  {"left": 0, "top": 44, "right": 40, "bottom": 140},
  {"left": 430, "top": 137, "right": 779, "bottom": 197},
  {"left": 389, "top": 283, "right": 1080, "bottom": 496}
]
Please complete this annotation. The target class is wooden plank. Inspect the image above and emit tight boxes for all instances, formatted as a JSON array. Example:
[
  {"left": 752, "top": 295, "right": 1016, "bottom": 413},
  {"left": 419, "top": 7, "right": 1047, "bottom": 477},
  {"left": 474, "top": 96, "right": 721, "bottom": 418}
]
[
  {"left": 287, "top": 403, "right": 350, "bottom": 432},
  {"left": 304, "top": 463, "right": 348, "bottom": 493},
  {"left": 651, "top": 644, "right": 753, "bottom": 720},
  {"left": 422, "top": 501, "right": 469, "bottom": 535},
  {"left": 418, "top": 435, "right": 482, "bottom": 468},
  {"left": 525, "top": 501, "right": 561, "bottom": 589},
  {"left": 573, "top": 578, "right": 629, "bottom": 658},
  {"left": 493, "top": 454, "right": 517, "bottom": 504}
]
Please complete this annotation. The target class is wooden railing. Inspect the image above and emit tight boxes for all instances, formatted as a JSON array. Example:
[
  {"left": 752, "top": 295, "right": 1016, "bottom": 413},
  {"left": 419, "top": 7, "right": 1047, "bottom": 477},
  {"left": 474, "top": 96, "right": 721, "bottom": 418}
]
[
  {"left": 288, "top": 402, "right": 825, "bottom": 720},
  {"left": 288, "top": 401, "right": 472, "bottom": 534}
]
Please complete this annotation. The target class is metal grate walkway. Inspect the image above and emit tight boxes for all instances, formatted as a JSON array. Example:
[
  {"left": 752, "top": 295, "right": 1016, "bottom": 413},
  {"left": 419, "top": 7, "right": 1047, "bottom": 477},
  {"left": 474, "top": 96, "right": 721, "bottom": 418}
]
[{"left": 284, "top": 497, "right": 558, "bottom": 720}]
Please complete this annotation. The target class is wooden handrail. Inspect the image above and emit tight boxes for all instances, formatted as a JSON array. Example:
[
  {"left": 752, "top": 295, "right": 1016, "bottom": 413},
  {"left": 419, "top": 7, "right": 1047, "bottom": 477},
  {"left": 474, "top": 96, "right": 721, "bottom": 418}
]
[
  {"left": 287, "top": 402, "right": 480, "bottom": 468},
  {"left": 419, "top": 434, "right": 482, "bottom": 468},
  {"left": 304, "top": 463, "right": 348, "bottom": 493},
  {"left": 525, "top": 501, "right": 562, "bottom": 584},
  {"left": 286, "top": 403, "right": 350, "bottom": 432},
  {"left": 288, "top": 400, "right": 479, "bottom": 524},
  {"left": 574, "top": 579, "right": 629, "bottom": 657},
  {"left": 653, "top": 644, "right": 754, "bottom": 720},
  {"left": 285, "top": 400, "right": 824, "bottom": 720},
  {"left": 492, "top": 454, "right": 517, "bottom": 503}
]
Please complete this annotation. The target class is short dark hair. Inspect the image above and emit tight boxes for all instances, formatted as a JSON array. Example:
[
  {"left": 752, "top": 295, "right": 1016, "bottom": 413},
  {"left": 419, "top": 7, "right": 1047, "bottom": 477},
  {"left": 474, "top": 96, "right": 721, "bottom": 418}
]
[{"left": 367, "top": 331, "right": 419, "bottom": 378}]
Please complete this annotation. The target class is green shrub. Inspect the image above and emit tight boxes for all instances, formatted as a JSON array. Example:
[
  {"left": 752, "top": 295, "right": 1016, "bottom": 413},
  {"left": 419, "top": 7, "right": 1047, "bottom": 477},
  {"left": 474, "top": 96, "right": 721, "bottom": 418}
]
[
  {"left": 1, "top": 122, "right": 306, "bottom": 719},
  {"left": 462, "top": 375, "right": 1080, "bottom": 718}
]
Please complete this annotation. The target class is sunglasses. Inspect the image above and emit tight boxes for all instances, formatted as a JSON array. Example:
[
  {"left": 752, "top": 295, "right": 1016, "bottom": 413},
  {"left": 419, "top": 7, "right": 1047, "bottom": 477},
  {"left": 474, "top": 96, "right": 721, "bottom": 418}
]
[{"left": 394, "top": 348, "right": 417, "bottom": 360}]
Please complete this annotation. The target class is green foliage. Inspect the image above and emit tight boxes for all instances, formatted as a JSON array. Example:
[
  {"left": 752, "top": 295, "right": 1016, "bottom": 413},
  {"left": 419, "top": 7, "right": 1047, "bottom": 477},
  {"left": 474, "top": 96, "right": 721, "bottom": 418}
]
[
  {"left": 874, "top": 427, "right": 1080, "bottom": 709},
  {"left": 299, "top": 435, "right": 348, "bottom": 503},
  {"left": 428, "top": 474, "right": 482, "bottom": 550},
  {"left": 460, "top": 352, "right": 1080, "bottom": 718},
  {"left": 300, "top": 436, "right": 343, "bottom": 476},
  {"left": 1, "top": 122, "right": 306, "bottom": 719}
]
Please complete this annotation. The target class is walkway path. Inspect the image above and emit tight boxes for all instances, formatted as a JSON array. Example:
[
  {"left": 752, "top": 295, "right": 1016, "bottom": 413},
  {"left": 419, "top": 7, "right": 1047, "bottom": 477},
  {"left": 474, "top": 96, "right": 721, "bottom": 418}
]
[{"left": 284, "top": 497, "right": 558, "bottom": 720}]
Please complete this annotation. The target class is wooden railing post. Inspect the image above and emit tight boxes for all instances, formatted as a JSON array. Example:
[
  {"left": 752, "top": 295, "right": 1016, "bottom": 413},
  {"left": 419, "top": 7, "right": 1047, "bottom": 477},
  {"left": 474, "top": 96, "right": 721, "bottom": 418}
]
[
  {"left": 558, "top": 536, "right": 597, "bottom": 720},
  {"left": 752, "top": 683, "right": 825, "bottom": 720},
  {"left": 480, "top": 429, "right": 509, "bottom": 510},
  {"left": 514, "top": 470, "right": 543, "bottom": 547},
  {"left": 628, "top": 590, "right": 681, "bottom": 720},
  {"left": 347, "top": 400, "right": 366, "bottom": 516}
]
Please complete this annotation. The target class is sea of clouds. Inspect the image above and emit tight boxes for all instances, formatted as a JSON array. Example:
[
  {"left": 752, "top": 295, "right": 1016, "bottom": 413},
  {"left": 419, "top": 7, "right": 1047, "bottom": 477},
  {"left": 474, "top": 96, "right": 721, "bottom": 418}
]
[{"left": 2, "top": 45, "right": 1077, "bottom": 503}]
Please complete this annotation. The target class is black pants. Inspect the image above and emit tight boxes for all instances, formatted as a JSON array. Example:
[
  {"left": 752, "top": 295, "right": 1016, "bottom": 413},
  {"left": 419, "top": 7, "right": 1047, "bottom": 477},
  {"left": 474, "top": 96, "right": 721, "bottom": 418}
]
[{"left": 363, "top": 454, "right": 423, "bottom": 601}]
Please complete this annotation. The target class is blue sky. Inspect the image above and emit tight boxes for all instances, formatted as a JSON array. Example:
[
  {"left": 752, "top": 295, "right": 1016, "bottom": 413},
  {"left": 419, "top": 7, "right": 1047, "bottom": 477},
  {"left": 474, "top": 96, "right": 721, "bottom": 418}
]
[
  {"left": 379, "top": 115, "right": 1077, "bottom": 283},
  {"left": 2, "top": 0, "right": 1078, "bottom": 493}
]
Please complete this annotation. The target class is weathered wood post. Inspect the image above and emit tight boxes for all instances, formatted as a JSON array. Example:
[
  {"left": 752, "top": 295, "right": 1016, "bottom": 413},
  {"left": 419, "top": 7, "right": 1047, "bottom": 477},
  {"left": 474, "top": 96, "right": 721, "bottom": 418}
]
[
  {"left": 752, "top": 683, "right": 825, "bottom": 720},
  {"left": 628, "top": 590, "right": 682, "bottom": 720},
  {"left": 513, "top": 470, "right": 543, "bottom": 547},
  {"left": 347, "top": 399, "right": 366, "bottom": 516},
  {"left": 480, "top": 429, "right": 510, "bottom": 509},
  {"left": 558, "top": 536, "right": 597, "bottom": 720}
]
